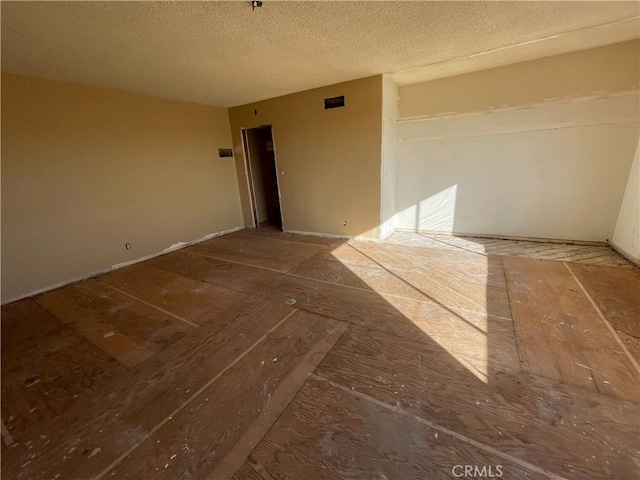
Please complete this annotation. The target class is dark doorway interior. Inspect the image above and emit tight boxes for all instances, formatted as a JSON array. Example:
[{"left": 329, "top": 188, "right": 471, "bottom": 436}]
[{"left": 244, "top": 126, "right": 282, "bottom": 230}]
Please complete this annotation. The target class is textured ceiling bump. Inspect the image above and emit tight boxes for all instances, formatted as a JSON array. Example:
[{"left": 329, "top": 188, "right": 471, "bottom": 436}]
[{"left": 2, "top": 1, "right": 638, "bottom": 107}]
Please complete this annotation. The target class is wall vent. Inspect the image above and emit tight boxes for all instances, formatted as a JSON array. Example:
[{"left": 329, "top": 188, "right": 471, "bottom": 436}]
[
  {"left": 218, "top": 148, "right": 233, "bottom": 158},
  {"left": 324, "top": 96, "right": 345, "bottom": 110}
]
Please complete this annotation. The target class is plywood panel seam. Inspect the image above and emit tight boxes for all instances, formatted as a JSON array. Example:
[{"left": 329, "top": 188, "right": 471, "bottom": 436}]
[
  {"left": 232, "top": 231, "right": 332, "bottom": 248},
  {"left": 424, "top": 235, "right": 491, "bottom": 258},
  {"left": 97, "top": 280, "right": 199, "bottom": 328},
  {"left": 389, "top": 232, "right": 629, "bottom": 267},
  {"left": 187, "top": 250, "right": 513, "bottom": 321},
  {"left": 319, "top": 321, "right": 520, "bottom": 380},
  {"left": 213, "top": 322, "right": 348, "bottom": 480},
  {"left": 93, "top": 308, "right": 298, "bottom": 479},
  {"left": 347, "top": 244, "right": 513, "bottom": 321},
  {"left": 308, "top": 374, "right": 568, "bottom": 480},
  {"left": 563, "top": 263, "right": 640, "bottom": 376},
  {"left": 504, "top": 259, "right": 565, "bottom": 381},
  {"left": 499, "top": 259, "right": 523, "bottom": 373}
]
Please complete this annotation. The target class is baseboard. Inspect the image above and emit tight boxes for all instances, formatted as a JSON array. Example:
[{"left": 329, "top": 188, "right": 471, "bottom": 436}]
[
  {"left": 1, "top": 226, "right": 244, "bottom": 306},
  {"left": 611, "top": 243, "right": 640, "bottom": 268},
  {"left": 285, "top": 229, "right": 380, "bottom": 243},
  {"left": 393, "top": 228, "right": 607, "bottom": 247}
]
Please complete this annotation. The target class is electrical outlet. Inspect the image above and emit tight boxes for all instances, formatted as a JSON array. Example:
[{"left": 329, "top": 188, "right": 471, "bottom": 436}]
[
  {"left": 342, "top": 220, "right": 347, "bottom": 227},
  {"left": 125, "top": 243, "right": 132, "bottom": 250}
]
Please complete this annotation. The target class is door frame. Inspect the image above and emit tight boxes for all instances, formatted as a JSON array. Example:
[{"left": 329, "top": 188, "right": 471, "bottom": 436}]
[{"left": 240, "top": 125, "right": 285, "bottom": 231}]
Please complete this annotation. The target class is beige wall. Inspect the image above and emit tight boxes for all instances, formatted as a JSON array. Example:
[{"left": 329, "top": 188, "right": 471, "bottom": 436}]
[
  {"left": 380, "top": 75, "right": 399, "bottom": 240},
  {"left": 613, "top": 141, "right": 640, "bottom": 264},
  {"left": 1, "top": 73, "right": 244, "bottom": 302},
  {"left": 229, "top": 76, "right": 382, "bottom": 239},
  {"left": 393, "top": 41, "right": 640, "bottom": 242},
  {"left": 400, "top": 40, "right": 640, "bottom": 119}
]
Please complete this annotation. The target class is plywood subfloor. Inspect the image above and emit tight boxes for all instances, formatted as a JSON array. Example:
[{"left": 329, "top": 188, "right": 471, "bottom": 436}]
[
  {"left": 387, "top": 231, "right": 632, "bottom": 266},
  {"left": 504, "top": 257, "right": 640, "bottom": 402},
  {"left": 2, "top": 227, "right": 638, "bottom": 479}
]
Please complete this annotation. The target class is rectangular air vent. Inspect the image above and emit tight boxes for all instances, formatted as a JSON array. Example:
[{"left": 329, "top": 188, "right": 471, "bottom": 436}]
[
  {"left": 218, "top": 148, "right": 233, "bottom": 157},
  {"left": 324, "top": 96, "right": 345, "bottom": 110}
]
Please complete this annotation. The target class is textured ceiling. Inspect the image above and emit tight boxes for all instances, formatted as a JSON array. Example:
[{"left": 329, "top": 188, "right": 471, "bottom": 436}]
[{"left": 2, "top": 1, "right": 639, "bottom": 107}]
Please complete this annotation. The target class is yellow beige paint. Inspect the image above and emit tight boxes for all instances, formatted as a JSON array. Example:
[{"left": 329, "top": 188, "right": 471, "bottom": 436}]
[
  {"left": 228, "top": 75, "right": 382, "bottom": 239},
  {"left": 400, "top": 40, "right": 640, "bottom": 119},
  {"left": 1, "top": 73, "right": 244, "bottom": 302}
]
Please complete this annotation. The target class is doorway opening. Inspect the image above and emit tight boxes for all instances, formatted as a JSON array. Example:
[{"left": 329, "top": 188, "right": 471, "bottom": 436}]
[{"left": 242, "top": 125, "right": 283, "bottom": 231}]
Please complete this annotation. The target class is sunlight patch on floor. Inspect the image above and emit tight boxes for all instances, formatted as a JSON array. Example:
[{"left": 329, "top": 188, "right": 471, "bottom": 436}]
[{"left": 330, "top": 244, "right": 492, "bottom": 383}]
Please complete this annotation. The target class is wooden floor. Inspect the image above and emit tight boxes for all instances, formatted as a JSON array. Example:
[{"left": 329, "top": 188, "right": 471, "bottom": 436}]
[{"left": 2, "top": 227, "right": 639, "bottom": 479}]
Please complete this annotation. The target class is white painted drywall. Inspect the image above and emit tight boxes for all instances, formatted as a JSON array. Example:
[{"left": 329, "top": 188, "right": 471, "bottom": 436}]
[
  {"left": 380, "top": 76, "right": 399, "bottom": 240},
  {"left": 395, "top": 93, "right": 639, "bottom": 241},
  {"left": 612, "top": 141, "right": 640, "bottom": 263},
  {"left": 392, "top": 42, "right": 640, "bottom": 242}
]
